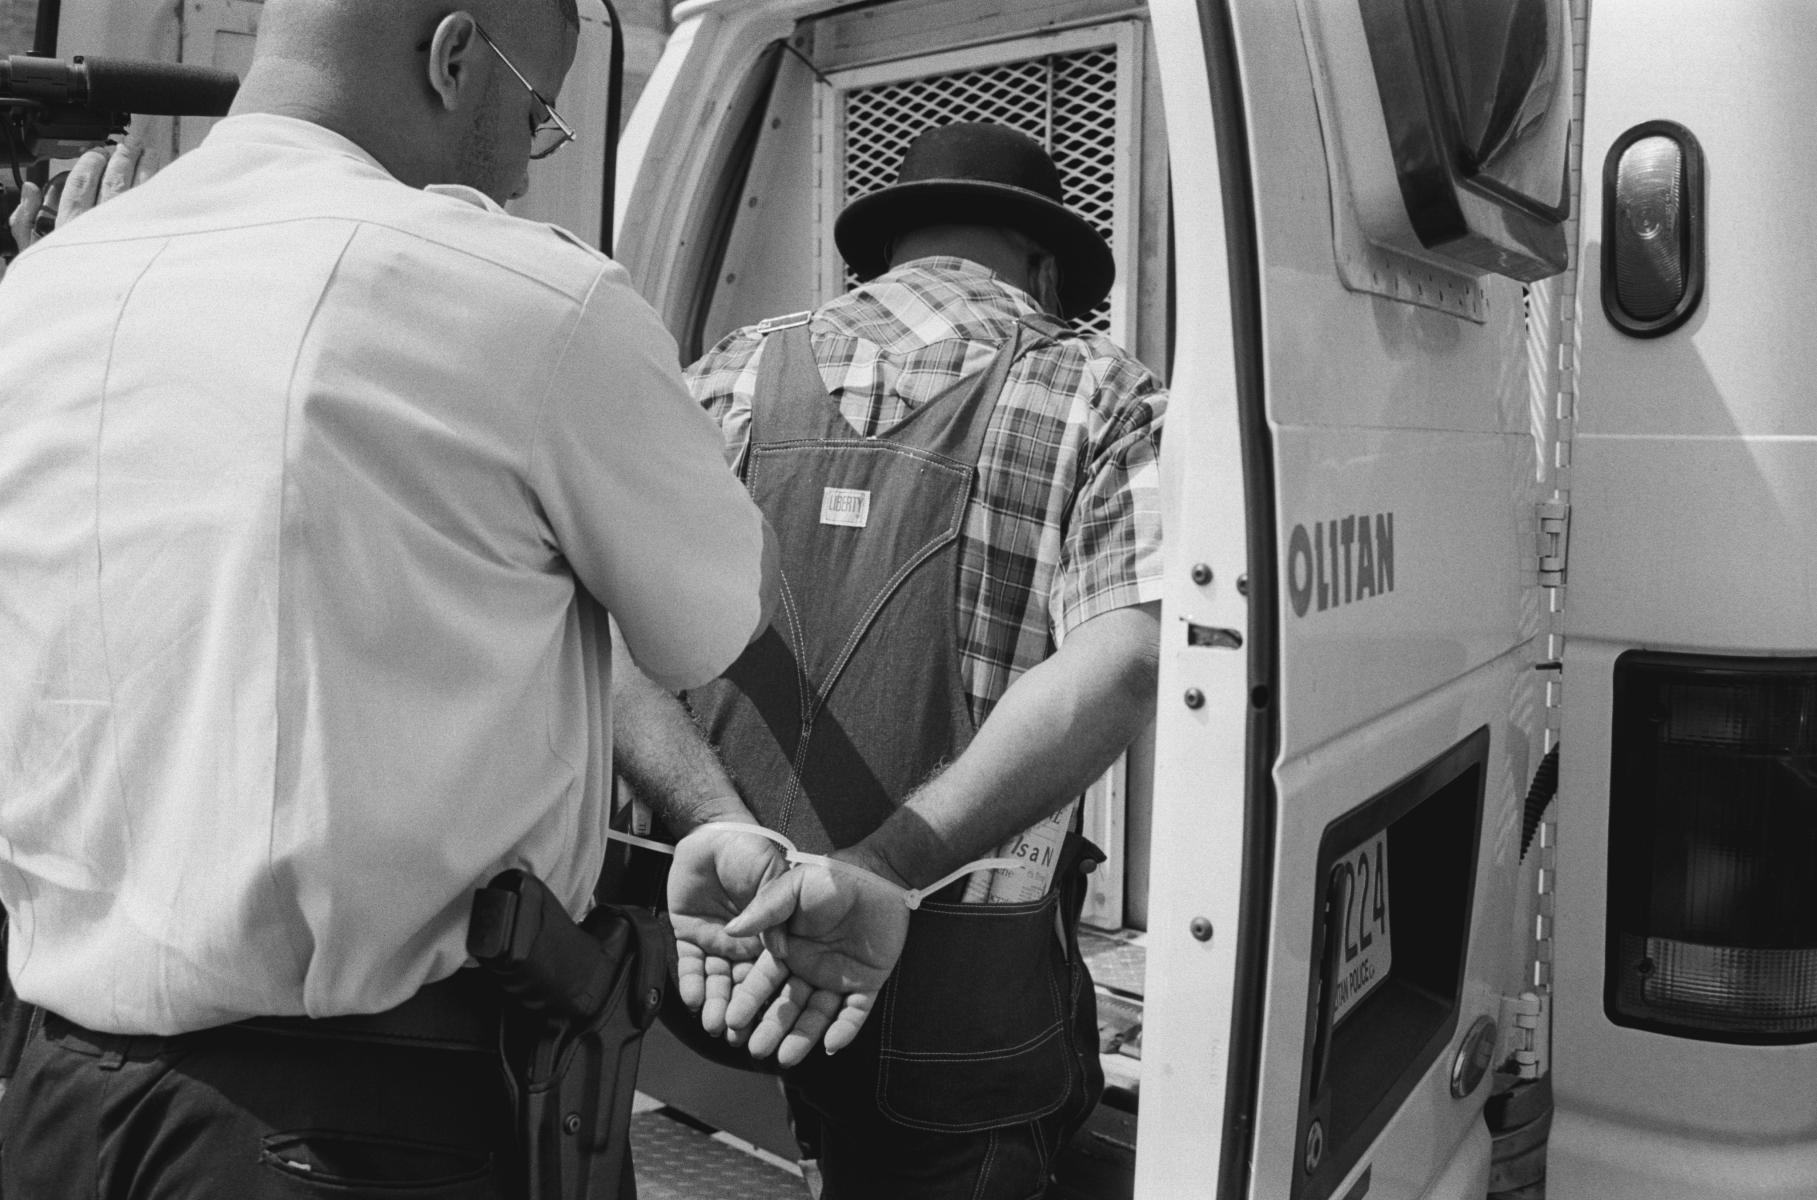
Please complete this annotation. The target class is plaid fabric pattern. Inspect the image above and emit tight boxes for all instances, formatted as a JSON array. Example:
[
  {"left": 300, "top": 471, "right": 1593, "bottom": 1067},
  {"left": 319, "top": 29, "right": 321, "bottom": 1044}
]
[{"left": 687, "top": 257, "right": 1166, "bottom": 724}]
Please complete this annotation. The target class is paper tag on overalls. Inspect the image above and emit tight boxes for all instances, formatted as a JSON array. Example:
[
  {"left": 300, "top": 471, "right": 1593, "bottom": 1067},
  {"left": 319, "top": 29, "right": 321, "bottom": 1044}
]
[{"left": 820, "top": 487, "right": 871, "bottom": 528}]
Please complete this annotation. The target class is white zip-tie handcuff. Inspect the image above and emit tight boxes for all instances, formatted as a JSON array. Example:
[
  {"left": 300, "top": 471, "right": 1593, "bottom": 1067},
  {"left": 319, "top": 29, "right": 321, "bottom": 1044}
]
[{"left": 606, "top": 821, "right": 1026, "bottom": 910}]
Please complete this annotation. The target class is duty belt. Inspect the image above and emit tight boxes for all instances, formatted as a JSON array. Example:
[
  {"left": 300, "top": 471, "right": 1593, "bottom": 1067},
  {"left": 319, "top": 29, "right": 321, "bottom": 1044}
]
[{"left": 39, "top": 968, "right": 500, "bottom": 1065}]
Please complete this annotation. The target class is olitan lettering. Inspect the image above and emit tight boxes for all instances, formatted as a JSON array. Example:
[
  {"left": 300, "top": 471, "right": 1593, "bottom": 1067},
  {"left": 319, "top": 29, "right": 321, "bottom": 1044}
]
[{"left": 1287, "top": 511, "right": 1394, "bottom": 618}]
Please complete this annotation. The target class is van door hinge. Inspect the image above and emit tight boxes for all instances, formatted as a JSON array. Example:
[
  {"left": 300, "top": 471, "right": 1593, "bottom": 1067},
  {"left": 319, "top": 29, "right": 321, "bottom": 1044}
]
[
  {"left": 1536, "top": 501, "right": 1570, "bottom": 587},
  {"left": 1494, "top": 989, "right": 1551, "bottom": 1080}
]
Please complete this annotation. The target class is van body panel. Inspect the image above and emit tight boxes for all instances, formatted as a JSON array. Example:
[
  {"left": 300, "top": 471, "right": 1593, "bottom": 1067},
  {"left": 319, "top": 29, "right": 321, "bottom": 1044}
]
[
  {"left": 1565, "top": 0, "right": 1817, "bottom": 652},
  {"left": 1219, "top": 1, "right": 1559, "bottom": 1197},
  {"left": 1570, "top": 438, "right": 1817, "bottom": 651},
  {"left": 1553, "top": 1, "right": 1817, "bottom": 1196},
  {"left": 1272, "top": 427, "right": 1541, "bottom": 753},
  {"left": 1551, "top": 1096, "right": 1817, "bottom": 1197}
]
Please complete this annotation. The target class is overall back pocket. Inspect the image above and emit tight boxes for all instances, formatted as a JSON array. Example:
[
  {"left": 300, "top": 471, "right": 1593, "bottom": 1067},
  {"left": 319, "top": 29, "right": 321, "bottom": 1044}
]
[{"left": 873, "top": 890, "right": 1074, "bottom": 1133}]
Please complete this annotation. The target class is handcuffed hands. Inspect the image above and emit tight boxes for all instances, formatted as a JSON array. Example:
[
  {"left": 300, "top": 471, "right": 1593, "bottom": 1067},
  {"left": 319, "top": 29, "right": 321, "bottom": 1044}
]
[
  {"left": 668, "top": 826, "right": 913, "bottom": 1068},
  {"left": 717, "top": 847, "right": 911, "bottom": 1067},
  {"left": 666, "top": 822, "right": 790, "bottom": 1038}
]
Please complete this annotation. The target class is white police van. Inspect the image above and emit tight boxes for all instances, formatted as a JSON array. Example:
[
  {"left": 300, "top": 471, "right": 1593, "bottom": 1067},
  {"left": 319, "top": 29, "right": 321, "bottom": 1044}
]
[{"left": 16, "top": 0, "right": 1816, "bottom": 1196}]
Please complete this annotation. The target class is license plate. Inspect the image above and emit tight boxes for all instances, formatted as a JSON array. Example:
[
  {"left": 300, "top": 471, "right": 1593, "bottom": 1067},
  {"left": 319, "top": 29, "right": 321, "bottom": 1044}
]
[{"left": 1331, "top": 832, "right": 1392, "bottom": 1025}]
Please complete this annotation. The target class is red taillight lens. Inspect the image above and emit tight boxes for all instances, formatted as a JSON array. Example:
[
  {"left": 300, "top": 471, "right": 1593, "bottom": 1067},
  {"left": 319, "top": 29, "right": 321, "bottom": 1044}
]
[
  {"left": 1610, "top": 137, "right": 1685, "bottom": 320},
  {"left": 1607, "top": 653, "right": 1817, "bottom": 1042},
  {"left": 1601, "top": 121, "right": 1705, "bottom": 338}
]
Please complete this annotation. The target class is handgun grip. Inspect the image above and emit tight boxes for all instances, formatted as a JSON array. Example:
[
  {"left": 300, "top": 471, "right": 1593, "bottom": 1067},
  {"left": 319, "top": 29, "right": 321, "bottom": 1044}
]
[{"left": 469, "top": 869, "right": 618, "bottom": 1021}]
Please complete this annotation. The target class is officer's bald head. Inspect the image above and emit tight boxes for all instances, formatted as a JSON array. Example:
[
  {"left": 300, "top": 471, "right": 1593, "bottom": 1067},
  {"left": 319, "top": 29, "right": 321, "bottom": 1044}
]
[
  {"left": 232, "top": 0, "right": 581, "bottom": 202},
  {"left": 252, "top": 0, "right": 579, "bottom": 52}
]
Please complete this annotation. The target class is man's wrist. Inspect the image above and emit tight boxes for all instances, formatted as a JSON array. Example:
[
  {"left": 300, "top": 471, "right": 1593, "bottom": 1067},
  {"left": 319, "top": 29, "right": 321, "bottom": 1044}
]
[
  {"left": 841, "top": 812, "right": 956, "bottom": 892},
  {"left": 834, "top": 841, "right": 911, "bottom": 891},
  {"left": 646, "top": 790, "right": 760, "bottom": 837}
]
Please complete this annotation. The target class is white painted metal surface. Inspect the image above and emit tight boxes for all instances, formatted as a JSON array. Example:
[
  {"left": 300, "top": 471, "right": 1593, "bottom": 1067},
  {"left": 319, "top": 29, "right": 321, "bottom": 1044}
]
[
  {"left": 1291, "top": 0, "right": 1485, "bottom": 322},
  {"left": 1566, "top": 0, "right": 1817, "bottom": 652},
  {"left": 1129, "top": 2, "right": 1247, "bottom": 1191},
  {"left": 1551, "top": 2, "right": 1817, "bottom": 1196},
  {"left": 1215, "top": 2, "right": 1562, "bottom": 1197}
]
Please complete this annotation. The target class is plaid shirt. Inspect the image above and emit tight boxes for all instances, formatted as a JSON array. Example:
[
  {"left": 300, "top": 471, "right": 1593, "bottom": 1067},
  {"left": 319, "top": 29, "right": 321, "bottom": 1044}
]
[{"left": 686, "top": 257, "right": 1166, "bottom": 724}]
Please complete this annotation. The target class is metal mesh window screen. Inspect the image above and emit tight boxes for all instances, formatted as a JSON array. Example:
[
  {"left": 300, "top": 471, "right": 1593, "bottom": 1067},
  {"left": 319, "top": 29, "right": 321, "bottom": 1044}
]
[{"left": 841, "top": 44, "right": 1124, "bottom": 334}]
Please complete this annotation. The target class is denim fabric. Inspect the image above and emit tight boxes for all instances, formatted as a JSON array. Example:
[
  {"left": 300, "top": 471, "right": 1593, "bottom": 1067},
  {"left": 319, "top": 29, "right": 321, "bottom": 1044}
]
[
  {"left": 784, "top": 910, "right": 1102, "bottom": 1200},
  {"left": 783, "top": 845, "right": 1105, "bottom": 1199},
  {"left": 874, "top": 892, "right": 1079, "bottom": 1132},
  {"left": 691, "top": 320, "right": 1028, "bottom": 856}
]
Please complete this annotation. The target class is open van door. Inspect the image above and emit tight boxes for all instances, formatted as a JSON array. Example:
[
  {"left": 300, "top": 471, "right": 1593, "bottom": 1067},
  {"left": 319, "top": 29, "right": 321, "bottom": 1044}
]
[{"left": 1139, "top": 2, "right": 1577, "bottom": 1197}]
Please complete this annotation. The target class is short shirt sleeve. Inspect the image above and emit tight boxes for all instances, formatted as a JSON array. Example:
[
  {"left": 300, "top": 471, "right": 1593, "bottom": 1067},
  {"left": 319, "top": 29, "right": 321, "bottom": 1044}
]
[
  {"left": 1051, "top": 349, "right": 1167, "bottom": 641},
  {"left": 684, "top": 326, "right": 765, "bottom": 471},
  {"left": 529, "top": 264, "right": 769, "bottom": 691}
]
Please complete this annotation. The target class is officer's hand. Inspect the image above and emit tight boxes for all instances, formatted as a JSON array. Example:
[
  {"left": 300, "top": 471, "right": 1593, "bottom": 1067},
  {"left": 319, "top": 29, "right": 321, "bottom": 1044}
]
[
  {"left": 719, "top": 853, "right": 911, "bottom": 1066},
  {"left": 667, "top": 823, "right": 790, "bottom": 1036}
]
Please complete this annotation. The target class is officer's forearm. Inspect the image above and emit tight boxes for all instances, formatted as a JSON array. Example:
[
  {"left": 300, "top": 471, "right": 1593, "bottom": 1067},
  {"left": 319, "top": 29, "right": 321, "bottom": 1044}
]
[
  {"left": 845, "top": 601, "right": 1161, "bottom": 891},
  {"left": 611, "top": 640, "right": 759, "bottom": 835}
]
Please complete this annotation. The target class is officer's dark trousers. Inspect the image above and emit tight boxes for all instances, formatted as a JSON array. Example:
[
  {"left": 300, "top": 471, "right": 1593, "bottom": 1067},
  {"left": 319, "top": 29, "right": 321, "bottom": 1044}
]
[{"left": 0, "top": 1011, "right": 520, "bottom": 1199}]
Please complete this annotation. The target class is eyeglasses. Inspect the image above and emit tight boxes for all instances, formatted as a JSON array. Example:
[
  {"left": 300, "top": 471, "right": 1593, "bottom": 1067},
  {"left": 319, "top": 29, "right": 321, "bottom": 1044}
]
[{"left": 472, "top": 22, "right": 575, "bottom": 160}]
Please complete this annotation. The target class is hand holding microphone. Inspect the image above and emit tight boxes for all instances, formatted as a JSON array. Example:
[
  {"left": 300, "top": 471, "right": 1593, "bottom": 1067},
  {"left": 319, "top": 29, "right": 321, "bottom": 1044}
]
[
  {"left": 6, "top": 131, "right": 150, "bottom": 255},
  {"left": 1, "top": 51, "right": 233, "bottom": 270}
]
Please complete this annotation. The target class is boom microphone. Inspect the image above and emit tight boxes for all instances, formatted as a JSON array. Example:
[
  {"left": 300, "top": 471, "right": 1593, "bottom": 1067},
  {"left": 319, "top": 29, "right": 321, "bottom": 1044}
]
[
  {"left": 0, "top": 53, "right": 240, "bottom": 174},
  {"left": 1, "top": 54, "right": 241, "bottom": 116}
]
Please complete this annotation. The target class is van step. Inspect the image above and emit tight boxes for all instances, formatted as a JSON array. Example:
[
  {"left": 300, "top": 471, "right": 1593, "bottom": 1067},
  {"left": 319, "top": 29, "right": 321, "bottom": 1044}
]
[
  {"left": 1079, "top": 925, "right": 1146, "bottom": 998},
  {"left": 632, "top": 1103, "right": 806, "bottom": 1200}
]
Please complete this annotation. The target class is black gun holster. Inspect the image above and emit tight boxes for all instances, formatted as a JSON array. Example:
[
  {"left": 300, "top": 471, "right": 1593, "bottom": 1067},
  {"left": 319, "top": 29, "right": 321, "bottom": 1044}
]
[{"left": 468, "top": 869, "right": 672, "bottom": 1200}]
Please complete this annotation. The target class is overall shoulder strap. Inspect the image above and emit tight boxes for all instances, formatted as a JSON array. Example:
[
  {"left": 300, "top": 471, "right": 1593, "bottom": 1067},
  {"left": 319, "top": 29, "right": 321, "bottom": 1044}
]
[{"left": 748, "top": 318, "right": 851, "bottom": 446}]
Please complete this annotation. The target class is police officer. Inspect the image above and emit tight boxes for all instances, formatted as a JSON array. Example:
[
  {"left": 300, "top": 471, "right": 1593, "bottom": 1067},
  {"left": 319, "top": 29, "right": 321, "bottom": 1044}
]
[{"left": 0, "top": 1, "right": 776, "bottom": 1194}]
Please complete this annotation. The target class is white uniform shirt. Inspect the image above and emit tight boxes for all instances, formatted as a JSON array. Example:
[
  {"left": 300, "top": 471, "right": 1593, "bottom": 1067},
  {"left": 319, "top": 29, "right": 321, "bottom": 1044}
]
[{"left": 0, "top": 115, "right": 767, "bottom": 1034}]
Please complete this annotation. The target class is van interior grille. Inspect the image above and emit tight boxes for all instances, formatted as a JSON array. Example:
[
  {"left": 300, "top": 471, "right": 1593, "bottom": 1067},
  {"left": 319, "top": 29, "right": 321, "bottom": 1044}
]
[{"left": 841, "top": 45, "right": 1123, "bottom": 335}]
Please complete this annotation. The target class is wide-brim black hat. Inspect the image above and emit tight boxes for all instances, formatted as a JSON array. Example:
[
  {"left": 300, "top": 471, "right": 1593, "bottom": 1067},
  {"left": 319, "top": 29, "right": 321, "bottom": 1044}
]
[{"left": 834, "top": 122, "right": 1115, "bottom": 320}]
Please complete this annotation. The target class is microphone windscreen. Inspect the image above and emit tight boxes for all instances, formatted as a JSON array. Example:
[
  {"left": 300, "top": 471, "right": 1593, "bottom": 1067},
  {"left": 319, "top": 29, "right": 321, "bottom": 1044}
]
[{"left": 78, "top": 57, "right": 239, "bottom": 116}]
